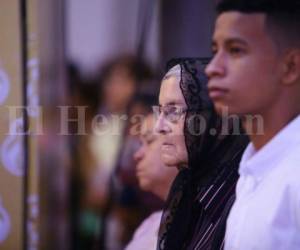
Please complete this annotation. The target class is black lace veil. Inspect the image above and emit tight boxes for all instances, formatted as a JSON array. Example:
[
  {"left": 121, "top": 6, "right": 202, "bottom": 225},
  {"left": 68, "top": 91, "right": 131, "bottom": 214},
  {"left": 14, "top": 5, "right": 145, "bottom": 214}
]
[{"left": 157, "top": 58, "right": 248, "bottom": 250}]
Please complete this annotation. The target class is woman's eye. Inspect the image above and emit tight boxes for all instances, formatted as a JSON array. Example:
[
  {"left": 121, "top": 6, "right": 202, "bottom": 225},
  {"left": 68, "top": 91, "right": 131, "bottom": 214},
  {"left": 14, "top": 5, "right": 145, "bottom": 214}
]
[
  {"left": 146, "top": 138, "right": 155, "bottom": 145},
  {"left": 171, "top": 106, "right": 179, "bottom": 114},
  {"left": 164, "top": 106, "right": 175, "bottom": 116}
]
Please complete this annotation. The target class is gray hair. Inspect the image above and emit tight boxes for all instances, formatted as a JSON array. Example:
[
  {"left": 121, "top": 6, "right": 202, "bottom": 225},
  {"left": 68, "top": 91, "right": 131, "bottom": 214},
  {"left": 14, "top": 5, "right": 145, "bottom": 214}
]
[{"left": 163, "top": 64, "right": 181, "bottom": 81}]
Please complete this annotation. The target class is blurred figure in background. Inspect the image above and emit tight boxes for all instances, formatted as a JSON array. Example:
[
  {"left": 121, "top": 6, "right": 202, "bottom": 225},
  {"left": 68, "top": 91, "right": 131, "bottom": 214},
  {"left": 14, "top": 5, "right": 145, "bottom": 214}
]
[
  {"left": 67, "top": 63, "right": 100, "bottom": 250},
  {"left": 104, "top": 93, "right": 164, "bottom": 250},
  {"left": 80, "top": 55, "right": 161, "bottom": 249},
  {"left": 86, "top": 55, "right": 154, "bottom": 212},
  {"left": 68, "top": 55, "right": 160, "bottom": 250},
  {"left": 125, "top": 113, "right": 178, "bottom": 250}
]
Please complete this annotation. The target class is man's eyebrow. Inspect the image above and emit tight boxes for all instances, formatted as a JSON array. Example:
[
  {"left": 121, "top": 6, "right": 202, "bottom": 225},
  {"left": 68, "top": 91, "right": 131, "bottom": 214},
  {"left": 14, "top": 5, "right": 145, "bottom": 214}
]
[
  {"left": 211, "top": 38, "right": 248, "bottom": 47},
  {"left": 224, "top": 38, "right": 248, "bottom": 47}
]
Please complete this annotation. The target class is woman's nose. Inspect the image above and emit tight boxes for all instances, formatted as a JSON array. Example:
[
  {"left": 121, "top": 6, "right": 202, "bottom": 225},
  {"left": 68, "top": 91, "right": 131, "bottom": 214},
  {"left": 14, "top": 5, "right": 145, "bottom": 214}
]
[
  {"left": 134, "top": 145, "right": 145, "bottom": 162},
  {"left": 154, "top": 114, "right": 170, "bottom": 135}
]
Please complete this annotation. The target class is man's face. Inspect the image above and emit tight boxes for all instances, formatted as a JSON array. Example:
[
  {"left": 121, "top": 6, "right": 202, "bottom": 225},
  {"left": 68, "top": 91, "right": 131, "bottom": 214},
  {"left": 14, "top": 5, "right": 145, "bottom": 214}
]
[
  {"left": 134, "top": 115, "right": 178, "bottom": 193},
  {"left": 205, "top": 12, "right": 284, "bottom": 116},
  {"left": 154, "top": 77, "right": 188, "bottom": 167}
]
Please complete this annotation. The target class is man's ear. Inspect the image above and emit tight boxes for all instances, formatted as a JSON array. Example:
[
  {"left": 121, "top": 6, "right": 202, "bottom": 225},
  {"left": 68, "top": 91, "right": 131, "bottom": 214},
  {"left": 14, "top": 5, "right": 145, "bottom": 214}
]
[{"left": 282, "top": 49, "right": 300, "bottom": 86}]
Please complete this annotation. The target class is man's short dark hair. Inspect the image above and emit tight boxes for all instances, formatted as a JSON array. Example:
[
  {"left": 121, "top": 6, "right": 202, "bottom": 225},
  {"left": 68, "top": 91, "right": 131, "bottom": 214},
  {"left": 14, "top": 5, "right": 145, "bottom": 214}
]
[{"left": 216, "top": 0, "right": 300, "bottom": 50}]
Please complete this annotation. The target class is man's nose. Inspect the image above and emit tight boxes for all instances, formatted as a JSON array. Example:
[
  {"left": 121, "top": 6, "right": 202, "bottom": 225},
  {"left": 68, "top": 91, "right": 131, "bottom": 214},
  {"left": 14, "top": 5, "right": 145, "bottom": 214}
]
[{"left": 205, "top": 51, "right": 226, "bottom": 79}]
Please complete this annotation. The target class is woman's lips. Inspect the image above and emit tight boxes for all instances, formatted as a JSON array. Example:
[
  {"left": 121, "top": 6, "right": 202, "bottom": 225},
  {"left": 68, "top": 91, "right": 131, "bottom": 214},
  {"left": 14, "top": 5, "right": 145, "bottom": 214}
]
[
  {"left": 162, "top": 143, "right": 174, "bottom": 151},
  {"left": 136, "top": 169, "right": 143, "bottom": 177},
  {"left": 136, "top": 164, "right": 145, "bottom": 176}
]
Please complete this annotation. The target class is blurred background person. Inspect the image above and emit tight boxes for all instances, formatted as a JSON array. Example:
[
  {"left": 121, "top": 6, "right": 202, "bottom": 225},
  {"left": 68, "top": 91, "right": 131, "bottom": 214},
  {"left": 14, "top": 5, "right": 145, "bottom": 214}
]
[
  {"left": 69, "top": 54, "right": 164, "bottom": 250},
  {"left": 125, "top": 113, "right": 178, "bottom": 250},
  {"left": 103, "top": 92, "right": 164, "bottom": 250},
  {"left": 67, "top": 63, "right": 100, "bottom": 250},
  {"left": 85, "top": 55, "right": 154, "bottom": 211}
]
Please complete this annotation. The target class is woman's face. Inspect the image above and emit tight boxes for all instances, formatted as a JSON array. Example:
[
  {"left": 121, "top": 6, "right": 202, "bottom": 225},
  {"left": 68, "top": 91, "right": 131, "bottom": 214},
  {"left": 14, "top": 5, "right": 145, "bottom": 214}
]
[
  {"left": 154, "top": 76, "right": 188, "bottom": 167},
  {"left": 134, "top": 115, "right": 178, "bottom": 200}
]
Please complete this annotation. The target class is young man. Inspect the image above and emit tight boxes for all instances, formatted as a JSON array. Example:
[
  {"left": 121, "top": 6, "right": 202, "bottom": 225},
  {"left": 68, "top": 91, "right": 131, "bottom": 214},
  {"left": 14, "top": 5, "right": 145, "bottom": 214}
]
[{"left": 205, "top": 0, "right": 300, "bottom": 249}]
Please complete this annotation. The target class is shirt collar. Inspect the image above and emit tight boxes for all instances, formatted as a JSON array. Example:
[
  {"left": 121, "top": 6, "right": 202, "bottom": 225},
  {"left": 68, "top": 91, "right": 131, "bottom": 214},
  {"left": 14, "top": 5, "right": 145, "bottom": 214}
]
[{"left": 239, "top": 114, "right": 300, "bottom": 181}]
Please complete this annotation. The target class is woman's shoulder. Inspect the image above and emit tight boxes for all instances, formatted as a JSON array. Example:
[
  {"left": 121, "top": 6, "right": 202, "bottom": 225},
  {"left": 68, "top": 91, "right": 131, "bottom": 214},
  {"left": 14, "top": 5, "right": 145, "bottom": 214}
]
[{"left": 124, "top": 211, "right": 163, "bottom": 250}]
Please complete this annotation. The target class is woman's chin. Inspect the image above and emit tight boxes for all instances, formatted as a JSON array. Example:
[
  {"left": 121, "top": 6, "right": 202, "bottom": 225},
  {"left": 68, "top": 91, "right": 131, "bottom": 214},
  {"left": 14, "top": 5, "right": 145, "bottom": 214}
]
[
  {"left": 138, "top": 179, "right": 151, "bottom": 191},
  {"left": 161, "top": 154, "right": 179, "bottom": 167}
]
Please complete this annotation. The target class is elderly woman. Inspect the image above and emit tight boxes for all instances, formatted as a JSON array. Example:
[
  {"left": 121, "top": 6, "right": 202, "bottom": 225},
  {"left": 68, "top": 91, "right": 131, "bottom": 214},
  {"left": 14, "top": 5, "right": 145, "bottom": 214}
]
[
  {"left": 125, "top": 113, "right": 178, "bottom": 250},
  {"left": 153, "top": 58, "right": 248, "bottom": 250}
]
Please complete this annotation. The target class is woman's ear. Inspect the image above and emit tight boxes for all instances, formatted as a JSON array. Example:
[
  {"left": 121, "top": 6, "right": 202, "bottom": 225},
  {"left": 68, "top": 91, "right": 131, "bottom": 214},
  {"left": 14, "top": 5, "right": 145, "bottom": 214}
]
[{"left": 281, "top": 49, "right": 300, "bottom": 86}]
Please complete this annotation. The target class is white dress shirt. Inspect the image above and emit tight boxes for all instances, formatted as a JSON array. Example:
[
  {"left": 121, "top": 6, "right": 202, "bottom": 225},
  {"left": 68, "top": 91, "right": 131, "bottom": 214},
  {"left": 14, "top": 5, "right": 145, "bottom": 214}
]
[{"left": 225, "top": 115, "right": 300, "bottom": 250}]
